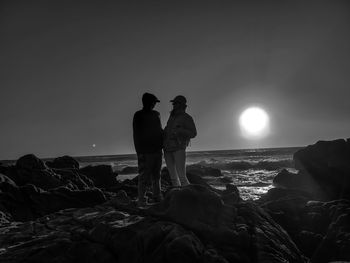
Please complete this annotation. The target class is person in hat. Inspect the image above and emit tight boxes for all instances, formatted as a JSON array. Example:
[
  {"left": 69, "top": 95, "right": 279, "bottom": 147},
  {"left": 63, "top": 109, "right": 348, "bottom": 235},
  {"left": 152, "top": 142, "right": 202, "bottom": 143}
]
[
  {"left": 133, "top": 92, "right": 163, "bottom": 207},
  {"left": 163, "top": 95, "right": 197, "bottom": 186}
]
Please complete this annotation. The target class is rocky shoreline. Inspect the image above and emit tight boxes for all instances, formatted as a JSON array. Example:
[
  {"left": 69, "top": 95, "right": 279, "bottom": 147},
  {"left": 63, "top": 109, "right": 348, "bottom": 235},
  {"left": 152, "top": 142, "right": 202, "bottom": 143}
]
[{"left": 1, "top": 138, "right": 350, "bottom": 262}]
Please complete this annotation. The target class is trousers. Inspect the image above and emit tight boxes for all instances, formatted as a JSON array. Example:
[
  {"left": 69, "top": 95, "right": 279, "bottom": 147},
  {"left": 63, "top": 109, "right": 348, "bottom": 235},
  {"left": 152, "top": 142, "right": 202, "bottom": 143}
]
[
  {"left": 137, "top": 151, "right": 162, "bottom": 202},
  {"left": 164, "top": 149, "right": 189, "bottom": 186}
]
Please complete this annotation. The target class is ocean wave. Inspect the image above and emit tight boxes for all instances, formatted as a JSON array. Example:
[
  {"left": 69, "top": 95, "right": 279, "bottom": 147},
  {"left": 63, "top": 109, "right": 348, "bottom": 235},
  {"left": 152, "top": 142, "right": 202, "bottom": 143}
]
[{"left": 194, "top": 159, "right": 294, "bottom": 171}]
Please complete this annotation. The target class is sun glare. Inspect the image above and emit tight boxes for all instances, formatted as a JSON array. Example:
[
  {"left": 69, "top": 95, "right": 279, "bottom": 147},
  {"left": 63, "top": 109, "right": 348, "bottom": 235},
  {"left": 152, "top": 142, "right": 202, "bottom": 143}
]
[{"left": 239, "top": 107, "right": 269, "bottom": 139}]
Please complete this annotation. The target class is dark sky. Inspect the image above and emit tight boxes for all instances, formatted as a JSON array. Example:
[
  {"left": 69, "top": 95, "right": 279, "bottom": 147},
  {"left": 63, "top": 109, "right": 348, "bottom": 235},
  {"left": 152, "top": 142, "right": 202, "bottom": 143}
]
[{"left": 1, "top": 1, "right": 350, "bottom": 159}]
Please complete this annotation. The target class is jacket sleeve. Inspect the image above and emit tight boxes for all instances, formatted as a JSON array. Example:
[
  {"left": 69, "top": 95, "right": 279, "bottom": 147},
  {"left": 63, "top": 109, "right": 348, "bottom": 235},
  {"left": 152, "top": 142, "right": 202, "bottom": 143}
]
[
  {"left": 176, "top": 115, "right": 197, "bottom": 139},
  {"left": 155, "top": 111, "right": 164, "bottom": 142},
  {"left": 133, "top": 112, "right": 141, "bottom": 150}
]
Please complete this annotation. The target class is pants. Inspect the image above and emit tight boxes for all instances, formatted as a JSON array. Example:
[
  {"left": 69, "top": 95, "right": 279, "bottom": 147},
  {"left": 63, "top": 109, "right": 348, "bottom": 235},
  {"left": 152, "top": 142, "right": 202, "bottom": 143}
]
[
  {"left": 137, "top": 152, "right": 162, "bottom": 202},
  {"left": 164, "top": 149, "right": 189, "bottom": 186}
]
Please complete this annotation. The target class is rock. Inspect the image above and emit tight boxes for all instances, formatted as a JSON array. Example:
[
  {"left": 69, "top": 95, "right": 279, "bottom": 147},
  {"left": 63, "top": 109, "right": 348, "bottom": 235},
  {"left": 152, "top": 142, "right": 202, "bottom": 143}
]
[
  {"left": 293, "top": 139, "right": 350, "bottom": 200},
  {"left": 296, "top": 230, "right": 323, "bottom": 257},
  {"left": 0, "top": 205, "right": 121, "bottom": 263},
  {"left": 0, "top": 182, "right": 106, "bottom": 221},
  {"left": 145, "top": 184, "right": 305, "bottom": 262},
  {"left": 258, "top": 187, "right": 312, "bottom": 205},
  {"left": 16, "top": 154, "right": 47, "bottom": 170},
  {"left": 310, "top": 200, "right": 350, "bottom": 262},
  {"left": 186, "top": 172, "right": 212, "bottom": 187},
  {"left": 2, "top": 155, "right": 96, "bottom": 191},
  {"left": 0, "top": 173, "right": 16, "bottom": 187},
  {"left": 222, "top": 184, "right": 241, "bottom": 205},
  {"left": 0, "top": 184, "right": 306, "bottom": 262},
  {"left": 79, "top": 165, "right": 118, "bottom": 189},
  {"left": 0, "top": 163, "right": 10, "bottom": 175},
  {"left": 273, "top": 169, "right": 299, "bottom": 188},
  {"left": 258, "top": 189, "right": 350, "bottom": 261},
  {"left": 118, "top": 166, "right": 138, "bottom": 174},
  {"left": 15, "top": 168, "right": 63, "bottom": 190},
  {"left": 46, "top": 155, "right": 80, "bottom": 169},
  {"left": 273, "top": 169, "right": 323, "bottom": 197},
  {"left": 220, "top": 175, "right": 233, "bottom": 183},
  {"left": 50, "top": 187, "right": 106, "bottom": 210},
  {"left": 149, "top": 184, "right": 235, "bottom": 228},
  {"left": 260, "top": 193, "right": 309, "bottom": 238},
  {"left": 52, "top": 168, "right": 94, "bottom": 190},
  {"left": 105, "top": 190, "right": 132, "bottom": 207},
  {"left": 11, "top": 154, "right": 63, "bottom": 190},
  {"left": 187, "top": 164, "right": 223, "bottom": 177}
]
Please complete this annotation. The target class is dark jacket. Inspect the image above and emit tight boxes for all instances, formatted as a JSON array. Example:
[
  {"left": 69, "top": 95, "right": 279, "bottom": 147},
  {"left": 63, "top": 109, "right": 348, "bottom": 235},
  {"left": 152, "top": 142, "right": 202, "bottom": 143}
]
[{"left": 133, "top": 109, "right": 163, "bottom": 154}]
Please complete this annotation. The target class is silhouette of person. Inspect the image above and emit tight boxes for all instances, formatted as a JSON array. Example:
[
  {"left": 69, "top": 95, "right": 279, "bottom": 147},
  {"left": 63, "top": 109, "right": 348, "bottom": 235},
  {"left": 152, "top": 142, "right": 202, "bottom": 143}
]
[
  {"left": 164, "top": 95, "right": 197, "bottom": 186},
  {"left": 133, "top": 93, "right": 163, "bottom": 207}
]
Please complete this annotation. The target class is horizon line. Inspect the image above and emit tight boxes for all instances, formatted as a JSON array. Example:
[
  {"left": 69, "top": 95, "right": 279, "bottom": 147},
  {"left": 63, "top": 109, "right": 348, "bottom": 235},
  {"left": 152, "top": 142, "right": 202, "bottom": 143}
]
[{"left": 0, "top": 145, "right": 304, "bottom": 162}]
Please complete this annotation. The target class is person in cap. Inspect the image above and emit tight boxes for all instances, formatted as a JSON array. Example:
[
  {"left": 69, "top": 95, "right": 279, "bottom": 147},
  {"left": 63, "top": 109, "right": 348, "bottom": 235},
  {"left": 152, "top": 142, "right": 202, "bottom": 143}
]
[
  {"left": 133, "top": 92, "right": 163, "bottom": 207},
  {"left": 163, "top": 95, "right": 197, "bottom": 186}
]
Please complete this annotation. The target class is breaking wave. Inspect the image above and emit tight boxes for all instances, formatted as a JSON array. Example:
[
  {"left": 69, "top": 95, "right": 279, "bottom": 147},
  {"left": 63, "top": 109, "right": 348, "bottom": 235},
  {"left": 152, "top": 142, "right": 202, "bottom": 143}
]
[{"left": 194, "top": 159, "right": 294, "bottom": 171}]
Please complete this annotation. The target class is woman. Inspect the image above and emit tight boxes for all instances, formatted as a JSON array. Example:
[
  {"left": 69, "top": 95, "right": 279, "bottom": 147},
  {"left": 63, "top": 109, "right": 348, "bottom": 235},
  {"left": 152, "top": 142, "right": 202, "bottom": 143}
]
[{"left": 163, "top": 95, "right": 197, "bottom": 186}]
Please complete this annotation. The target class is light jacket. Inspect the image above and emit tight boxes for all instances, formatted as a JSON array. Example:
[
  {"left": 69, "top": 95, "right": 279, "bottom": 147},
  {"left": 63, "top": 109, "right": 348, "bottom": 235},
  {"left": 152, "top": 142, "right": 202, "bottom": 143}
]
[{"left": 164, "top": 111, "right": 197, "bottom": 152}]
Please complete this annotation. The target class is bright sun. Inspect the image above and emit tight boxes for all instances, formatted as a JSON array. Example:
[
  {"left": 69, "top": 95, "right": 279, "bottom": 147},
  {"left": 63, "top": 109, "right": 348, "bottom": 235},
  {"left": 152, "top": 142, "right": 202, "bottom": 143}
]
[{"left": 239, "top": 107, "right": 269, "bottom": 139}]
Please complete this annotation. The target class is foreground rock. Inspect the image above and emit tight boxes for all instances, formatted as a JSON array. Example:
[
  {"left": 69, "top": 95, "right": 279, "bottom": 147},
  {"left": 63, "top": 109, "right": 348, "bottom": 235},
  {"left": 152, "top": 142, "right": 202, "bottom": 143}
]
[
  {"left": 0, "top": 180, "right": 106, "bottom": 221},
  {"left": 46, "top": 155, "right": 80, "bottom": 169},
  {"left": 0, "top": 154, "right": 110, "bottom": 221},
  {"left": 0, "top": 184, "right": 306, "bottom": 263},
  {"left": 293, "top": 138, "right": 350, "bottom": 200},
  {"left": 259, "top": 138, "right": 350, "bottom": 261},
  {"left": 259, "top": 193, "right": 350, "bottom": 262},
  {"left": 79, "top": 164, "right": 119, "bottom": 189},
  {"left": 1, "top": 154, "right": 93, "bottom": 191}
]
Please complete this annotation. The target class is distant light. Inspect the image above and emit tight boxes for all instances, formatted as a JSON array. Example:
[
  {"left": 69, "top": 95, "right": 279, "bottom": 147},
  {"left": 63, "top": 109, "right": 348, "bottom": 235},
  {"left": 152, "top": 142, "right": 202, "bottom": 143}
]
[
  {"left": 92, "top": 144, "right": 96, "bottom": 148},
  {"left": 239, "top": 107, "right": 269, "bottom": 139}
]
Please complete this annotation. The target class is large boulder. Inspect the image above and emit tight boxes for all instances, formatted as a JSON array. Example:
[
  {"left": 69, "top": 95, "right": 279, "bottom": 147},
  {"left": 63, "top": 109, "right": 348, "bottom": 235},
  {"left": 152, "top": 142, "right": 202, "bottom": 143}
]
[
  {"left": 14, "top": 168, "right": 63, "bottom": 190},
  {"left": 46, "top": 155, "right": 80, "bottom": 169},
  {"left": 309, "top": 199, "right": 350, "bottom": 262},
  {"left": 16, "top": 154, "right": 47, "bottom": 170},
  {"left": 79, "top": 165, "right": 118, "bottom": 189},
  {"left": 146, "top": 185, "right": 305, "bottom": 262},
  {"left": 0, "top": 181, "right": 106, "bottom": 221},
  {"left": 258, "top": 186, "right": 350, "bottom": 261},
  {"left": 52, "top": 168, "right": 95, "bottom": 190},
  {"left": 10, "top": 154, "right": 63, "bottom": 190},
  {"left": 273, "top": 169, "right": 323, "bottom": 198},
  {"left": 293, "top": 138, "right": 350, "bottom": 200},
  {"left": 2, "top": 154, "right": 97, "bottom": 191}
]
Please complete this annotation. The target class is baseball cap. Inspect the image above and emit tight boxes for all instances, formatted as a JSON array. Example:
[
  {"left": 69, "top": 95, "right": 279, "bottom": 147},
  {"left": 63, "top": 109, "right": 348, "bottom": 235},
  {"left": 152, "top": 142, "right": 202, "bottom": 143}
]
[
  {"left": 142, "top": 93, "right": 160, "bottom": 104},
  {"left": 170, "top": 95, "right": 187, "bottom": 105}
]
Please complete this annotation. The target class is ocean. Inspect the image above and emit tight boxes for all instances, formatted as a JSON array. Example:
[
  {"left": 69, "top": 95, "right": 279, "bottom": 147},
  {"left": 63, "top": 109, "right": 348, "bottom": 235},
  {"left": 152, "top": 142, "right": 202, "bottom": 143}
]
[{"left": 76, "top": 147, "right": 301, "bottom": 200}]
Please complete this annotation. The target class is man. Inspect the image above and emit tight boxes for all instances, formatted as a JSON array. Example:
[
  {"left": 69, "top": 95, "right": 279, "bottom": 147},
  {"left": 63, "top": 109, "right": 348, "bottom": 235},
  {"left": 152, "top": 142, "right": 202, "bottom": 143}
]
[
  {"left": 133, "top": 92, "right": 163, "bottom": 207},
  {"left": 163, "top": 95, "right": 197, "bottom": 186}
]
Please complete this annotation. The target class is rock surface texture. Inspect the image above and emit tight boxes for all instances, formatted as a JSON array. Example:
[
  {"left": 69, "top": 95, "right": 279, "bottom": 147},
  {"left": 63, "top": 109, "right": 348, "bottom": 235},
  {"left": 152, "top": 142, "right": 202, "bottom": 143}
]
[
  {"left": 260, "top": 138, "right": 350, "bottom": 262},
  {"left": 0, "top": 184, "right": 306, "bottom": 263},
  {"left": 1, "top": 140, "right": 350, "bottom": 262}
]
